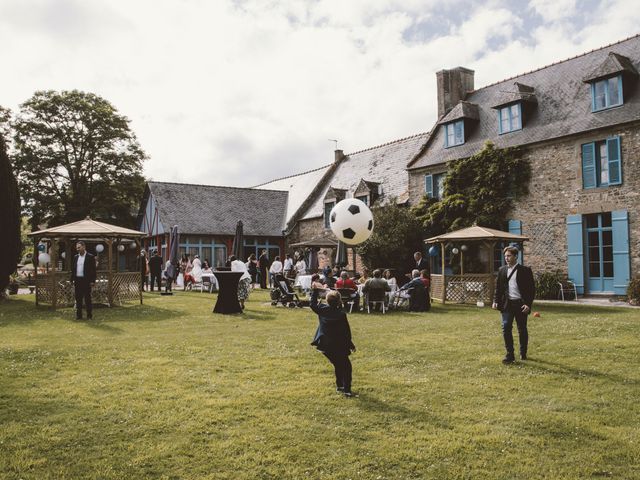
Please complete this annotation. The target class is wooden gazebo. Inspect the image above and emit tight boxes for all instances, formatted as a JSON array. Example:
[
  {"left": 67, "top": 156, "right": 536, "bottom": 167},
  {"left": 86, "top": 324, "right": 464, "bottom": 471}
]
[
  {"left": 425, "top": 225, "right": 529, "bottom": 305},
  {"left": 29, "top": 217, "right": 147, "bottom": 309}
]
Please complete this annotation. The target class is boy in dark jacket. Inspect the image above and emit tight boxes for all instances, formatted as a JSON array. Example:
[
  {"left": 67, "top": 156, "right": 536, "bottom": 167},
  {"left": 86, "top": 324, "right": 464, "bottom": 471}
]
[{"left": 310, "top": 289, "right": 356, "bottom": 397}]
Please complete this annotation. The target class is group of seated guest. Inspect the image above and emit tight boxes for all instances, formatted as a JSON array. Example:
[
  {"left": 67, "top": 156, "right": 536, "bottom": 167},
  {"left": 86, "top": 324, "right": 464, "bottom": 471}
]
[{"left": 307, "top": 265, "right": 431, "bottom": 312}]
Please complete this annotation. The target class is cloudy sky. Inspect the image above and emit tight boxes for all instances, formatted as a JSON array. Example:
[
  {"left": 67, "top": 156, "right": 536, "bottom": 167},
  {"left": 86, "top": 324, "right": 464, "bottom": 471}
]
[{"left": 1, "top": 0, "right": 638, "bottom": 187}]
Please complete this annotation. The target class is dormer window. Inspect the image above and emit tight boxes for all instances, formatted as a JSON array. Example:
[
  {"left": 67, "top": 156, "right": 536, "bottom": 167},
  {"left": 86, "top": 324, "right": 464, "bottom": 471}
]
[
  {"left": 591, "top": 76, "right": 622, "bottom": 111},
  {"left": 498, "top": 103, "right": 522, "bottom": 134},
  {"left": 444, "top": 120, "right": 464, "bottom": 147},
  {"left": 583, "top": 52, "right": 638, "bottom": 112},
  {"left": 324, "top": 201, "right": 334, "bottom": 228},
  {"left": 355, "top": 194, "right": 369, "bottom": 206}
]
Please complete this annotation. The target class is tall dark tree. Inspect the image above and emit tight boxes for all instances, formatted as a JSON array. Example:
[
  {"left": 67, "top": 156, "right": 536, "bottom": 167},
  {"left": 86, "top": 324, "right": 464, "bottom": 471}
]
[
  {"left": 0, "top": 132, "right": 21, "bottom": 297},
  {"left": 12, "top": 90, "right": 147, "bottom": 229},
  {"left": 358, "top": 201, "right": 425, "bottom": 277},
  {"left": 412, "top": 141, "right": 530, "bottom": 238}
]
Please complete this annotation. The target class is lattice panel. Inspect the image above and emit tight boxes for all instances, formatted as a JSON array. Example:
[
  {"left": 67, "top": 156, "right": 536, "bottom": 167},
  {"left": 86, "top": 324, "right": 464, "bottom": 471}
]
[
  {"left": 431, "top": 275, "right": 445, "bottom": 302},
  {"left": 529, "top": 221, "right": 557, "bottom": 258},
  {"left": 445, "top": 275, "right": 493, "bottom": 304},
  {"left": 110, "top": 272, "right": 141, "bottom": 305}
]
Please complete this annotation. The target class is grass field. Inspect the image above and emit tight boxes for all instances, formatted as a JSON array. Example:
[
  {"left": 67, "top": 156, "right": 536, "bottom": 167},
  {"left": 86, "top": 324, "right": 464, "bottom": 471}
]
[{"left": 1, "top": 291, "right": 639, "bottom": 479}]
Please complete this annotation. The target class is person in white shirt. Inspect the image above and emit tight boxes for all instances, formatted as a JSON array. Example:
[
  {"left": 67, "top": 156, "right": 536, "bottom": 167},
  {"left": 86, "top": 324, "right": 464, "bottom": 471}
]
[
  {"left": 269, "top": 256, "right": 283, "bottom": 287},
  {"left": 283, "top": 254, "right": 294, "bottom": 278},
  {"left": 295, "top": 255, "right": 307, "bottom": 276},
  {"left": 230, "top": 255, "right": 252, "bottom": 309}
]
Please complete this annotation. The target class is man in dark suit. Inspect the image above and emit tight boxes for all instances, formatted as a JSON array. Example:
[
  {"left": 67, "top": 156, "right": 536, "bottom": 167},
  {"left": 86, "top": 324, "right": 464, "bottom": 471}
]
[
  {"left": 148, "top": 250, "right": 163, "bottom": 292},
  {"left": 70, "top": 241, "right": 96, "bottom": 320},
  {"left": 492, "top": 246, "right": 535, "bottom": 364},
  {"left": 258, "top": 250, "right": 270, "bottom": 289},
  {"left": 414, "top": 251, "right": 430, "bottom": 275}
]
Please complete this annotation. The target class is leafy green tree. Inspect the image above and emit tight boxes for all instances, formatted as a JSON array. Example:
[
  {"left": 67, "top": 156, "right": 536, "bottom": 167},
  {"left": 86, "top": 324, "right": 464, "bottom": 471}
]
[
  {"left": 0, "top": 133, "right": 21, "bottom": 297},
  {"left": 11, "top": 90, "right": 147, "bottom": 229},
  {"left": 358, "top": 201, "right": 425, "bottom": 276},
  {"left": 412, "top": 141, "right": 530, "bottom": 237}
]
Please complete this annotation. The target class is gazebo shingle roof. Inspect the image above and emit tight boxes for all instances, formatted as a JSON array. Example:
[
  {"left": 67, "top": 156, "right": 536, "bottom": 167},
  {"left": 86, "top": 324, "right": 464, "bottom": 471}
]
[{"left": 147, "top": 182, "right": 288, "bottom": 237}]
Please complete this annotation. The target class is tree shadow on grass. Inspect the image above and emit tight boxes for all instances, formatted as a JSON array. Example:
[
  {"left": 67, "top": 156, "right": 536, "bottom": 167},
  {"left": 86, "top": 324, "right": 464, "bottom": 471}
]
[
  {"left": 521, "top": 357, "right": 639, "bottom": 386},
  {"left": 239, "top": 307, "right": 280, "bottom": 321},
  {"left": 532, "top": 303, "right": 633, "bottom": 315}
]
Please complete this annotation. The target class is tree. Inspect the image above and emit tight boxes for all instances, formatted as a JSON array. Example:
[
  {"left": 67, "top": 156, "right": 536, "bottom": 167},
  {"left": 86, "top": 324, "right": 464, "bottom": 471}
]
[
  {"left": 412, "top": 141, "right": 530, "bottom": 237},
  {"left": 0, "top": 132, "right": 21, "bottom": 297},
  {"left": 358, "top": 201, "right": 425, "bottom": 277},
  {"left": 11, "top": 90, "right": 147, "bottom": 229}
]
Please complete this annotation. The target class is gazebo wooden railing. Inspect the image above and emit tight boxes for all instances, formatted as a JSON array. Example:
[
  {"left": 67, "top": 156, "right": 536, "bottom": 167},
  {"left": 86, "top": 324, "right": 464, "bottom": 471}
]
[
  {"left": 29, "top": 217, "right": 148, "bottom": 310},
  {"left": 425, "top": 225, "right": 529, "bottom": 305}
]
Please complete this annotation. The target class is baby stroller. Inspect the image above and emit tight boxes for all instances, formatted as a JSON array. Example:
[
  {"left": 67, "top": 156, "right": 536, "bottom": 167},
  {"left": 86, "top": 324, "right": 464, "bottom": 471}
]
[{"left": 270, "top": 273, "right": 302, "bottom": 308}]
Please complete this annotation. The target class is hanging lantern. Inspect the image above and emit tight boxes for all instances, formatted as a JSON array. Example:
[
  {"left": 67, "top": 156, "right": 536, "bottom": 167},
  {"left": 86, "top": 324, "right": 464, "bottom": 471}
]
[
  {"left": 37, "top": 244, "right": 46, "bottom": 252},
  {"left": 428, "top": 246, "right": 438, "bottom": 257},
  {"left": 38, "top": 253, "right": 51, "bottom": 264},
  {"left": 95, "top": 244, "right": 104, "bottom": 253},
  {"left": 452, "top": 247, "right": 459, "bottom": 255},
  {"left": 117, "top": 245, "right": 125, "bottom": 252},
  {"left": 61, "top": 252, "right": 66, "bottom": 259},
  {"left": 461, "top": 245, "right": 468, "bottom": 252},
  {"left": 129, "top": 242, "right": 137, "bottom": 249}
]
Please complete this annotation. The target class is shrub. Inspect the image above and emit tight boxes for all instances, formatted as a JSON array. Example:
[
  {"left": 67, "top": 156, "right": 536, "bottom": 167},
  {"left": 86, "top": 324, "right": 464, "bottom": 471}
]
[
  {"left": 535, "top": 270, "right": 564, "bottom": 300},
  {"left": 627, "top": 276, "right": 640, "bottom": 305}
]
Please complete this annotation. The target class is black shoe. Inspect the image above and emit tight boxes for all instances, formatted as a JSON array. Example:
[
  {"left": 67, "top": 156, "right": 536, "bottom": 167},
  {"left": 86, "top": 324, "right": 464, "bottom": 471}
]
[
  {"left": 343, "top": 391, "right": 357, "bottom": 398},
  {"left": 502, "top": 355, "right": 515, "bottom": 364},
  {"left": 520, "top": 353, "right": 527, "bottom": 360},
  {"left": 87, "top": 315, "right": 93, "bottom": 320},
  {"left": 336, "top": 387, "right": 345, "bottom": 393}
]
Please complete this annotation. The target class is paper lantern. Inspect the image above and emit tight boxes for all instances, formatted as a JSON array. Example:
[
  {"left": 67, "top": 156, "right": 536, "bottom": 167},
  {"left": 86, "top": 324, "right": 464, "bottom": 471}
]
[
  {"left": 452, "top": 247, "right": 459, "bottom": 255},
  {"left": 37, "top": 244, "right": 46, "bottom": 252},
  {"left": 461, "top": 245, "right": 468, "bottom": 252},
  {"left": 117, "top": 245, "right": 125, "bottom": 252},
  {"left": 329, "top": 199, "right": 374, "bottom": 245},
  {"left": 95, "top": 244, "right": 104, "bottom": 253},
  {"left": 61, "top": 252, "right": 66, "bottom": 259},
  {"left": 129, "top": 242, "right": 137, "bottom": 249},
  {"left": 428, "top": 246, "right": 438, "bottom": 257},
  {"left": 38, "top": 253, "right": 51, "bottom": 264}
]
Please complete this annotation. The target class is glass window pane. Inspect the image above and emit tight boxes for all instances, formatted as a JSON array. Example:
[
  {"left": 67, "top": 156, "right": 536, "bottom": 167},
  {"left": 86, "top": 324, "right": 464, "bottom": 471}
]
[
  {"left": 588, "top": 247, "right": 600, "bottom": 261},
  {"left": 594, "top": 80, "right": 607, "bottom": 109},
  {"left": 603, "top": 262, "right": 613, "bottom": 277},
  {"left": 511, "top": 104, "right": 521, "bottom": 129},
  {"left": 585, "top": 214, "right": 598, "bottom": 229},
  {"left": 602, "top": 230, "right": 612, "bottom": 247},
  {"left": 599, "top": 142, "right": 609, "bottom": 184},
  {"left": 589, "top": 262, "right": 600, "bottom": 277},
  {"left": 602, "top": 246, "right": 613, "bottom": 262},
  {"left": 201, "top": 247, "right": 212, "bottom": 265},
  {"left": 601, "top": 212, "right": 612, "bottom": 228},
  {"left": 608, "top": 77, "right": 620, "bottom": 105},
  {"left": 447, "top": 124, "right": 455, "bottom": 145},
  {"left": 324, "top": 202, "right": 334, "bottom": 228},
  {"left": 454, "top": 121, "right": 464, "bottom": 144},
  {"left": 588, "top": 231, "right": 600, "bottom": 244},
  {"left": 214, "top": 247, "right": 227, "bottom": 268}
]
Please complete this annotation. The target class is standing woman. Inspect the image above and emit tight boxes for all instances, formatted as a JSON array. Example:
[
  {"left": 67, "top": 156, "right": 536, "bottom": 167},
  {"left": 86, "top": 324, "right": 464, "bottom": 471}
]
[
  {"left": 230, "top": 255, "right": 252, "bottom": 309},
  {"left": 247, "top": 253, "right": 259, "bottom": 288},
  {"left": 309, "top": 289, "right": 356, "bottom": 397}
]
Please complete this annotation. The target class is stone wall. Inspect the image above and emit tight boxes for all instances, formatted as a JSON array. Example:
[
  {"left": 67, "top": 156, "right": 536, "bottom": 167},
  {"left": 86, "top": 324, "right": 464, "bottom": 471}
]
[{"left": 408, "top": 122, "right": 640, "bottom": 282}]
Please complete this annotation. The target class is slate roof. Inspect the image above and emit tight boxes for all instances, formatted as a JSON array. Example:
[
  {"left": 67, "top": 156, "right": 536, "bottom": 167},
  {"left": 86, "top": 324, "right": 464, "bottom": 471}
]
[
  {"left": 409, "top": 34, "right": 640, "bottom": 171},
  {"left": 253, "top": 164, "right": 332, "bottom": 224},
  {"left": 300, "top": 132, "right": 430, "bottom": 220},
  {"left": 583, "top": 52, "right": 638, "bottom": 82},
  {"left": 147, "top": 182, "right": 288, "bottom": 237},
  {"left": 491, "top": 82, "right": 537, "bottom": 109},
  {"left": 438, "top": 101, "right": 479, "bottom": 124}
]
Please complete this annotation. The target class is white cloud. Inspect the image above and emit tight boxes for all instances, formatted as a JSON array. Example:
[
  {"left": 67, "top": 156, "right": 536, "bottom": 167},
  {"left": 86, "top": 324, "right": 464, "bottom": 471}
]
[{"left": 0, "top": 0, "right": 637, "bottom": 187}]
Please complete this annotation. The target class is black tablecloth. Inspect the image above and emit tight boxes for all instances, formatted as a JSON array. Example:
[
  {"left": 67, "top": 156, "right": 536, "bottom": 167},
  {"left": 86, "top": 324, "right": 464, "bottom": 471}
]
[{"left": 212, "top": 271, "right": 243, "bottom": 314}]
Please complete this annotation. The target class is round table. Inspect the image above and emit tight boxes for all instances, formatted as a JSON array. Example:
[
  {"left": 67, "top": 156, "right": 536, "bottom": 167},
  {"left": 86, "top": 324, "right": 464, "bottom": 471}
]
[{"left": 212, "top": 271, "right": 243, "bottom": 314}]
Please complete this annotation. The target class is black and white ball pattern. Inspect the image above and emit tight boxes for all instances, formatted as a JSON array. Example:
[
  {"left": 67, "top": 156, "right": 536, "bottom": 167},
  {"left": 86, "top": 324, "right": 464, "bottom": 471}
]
[{"left": 329, "top": 199, "right": 374, "bottom": 245}]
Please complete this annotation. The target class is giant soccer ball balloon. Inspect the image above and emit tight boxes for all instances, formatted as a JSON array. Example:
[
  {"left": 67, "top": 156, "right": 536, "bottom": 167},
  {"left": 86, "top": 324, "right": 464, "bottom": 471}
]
[{"left": 329, "top": 199, "right": 374, "bottom": 245}]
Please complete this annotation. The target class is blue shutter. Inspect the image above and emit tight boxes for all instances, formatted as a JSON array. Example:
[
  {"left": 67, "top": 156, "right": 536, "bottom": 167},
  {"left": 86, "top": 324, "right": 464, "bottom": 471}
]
[
  {"left": 425, "top": 175, "right": 433, "bottom": 198},
  {"left": 607, "top": 136, "right": 622, "bottom": 185},
  {"left": 456, "top": 120, "right": 464, "bottom": 145},
  {"left": 611, "top": 210, "right": 630, "bottom": 295},
  {"left": 566, "top": 214, "right": 585, "bottom": 294},
  {"left": 581, "top": 143, "right": 597, "bottom": 189}
]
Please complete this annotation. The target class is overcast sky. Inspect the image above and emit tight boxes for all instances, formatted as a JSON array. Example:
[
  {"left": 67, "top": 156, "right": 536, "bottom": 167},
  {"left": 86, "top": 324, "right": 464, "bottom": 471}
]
[{"left": 1, "top": 0, "right": 638, "bottom": 187}]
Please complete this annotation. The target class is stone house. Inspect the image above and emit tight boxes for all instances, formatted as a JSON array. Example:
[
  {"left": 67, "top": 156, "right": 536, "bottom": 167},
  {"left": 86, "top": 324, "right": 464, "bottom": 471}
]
[{"left": 407, "top": 34, "right": 640, "bottom": 295}]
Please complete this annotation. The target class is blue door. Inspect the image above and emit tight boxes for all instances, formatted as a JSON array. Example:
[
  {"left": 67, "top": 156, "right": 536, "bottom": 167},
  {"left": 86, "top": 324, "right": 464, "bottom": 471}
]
[{"left": 585, "top": 212, "right": 614, "bottom": 293}]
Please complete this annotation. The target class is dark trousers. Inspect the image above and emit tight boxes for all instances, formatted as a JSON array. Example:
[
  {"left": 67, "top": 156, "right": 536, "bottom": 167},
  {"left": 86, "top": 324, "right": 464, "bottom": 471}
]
[
  {"left": 501, "top": 299, "right": 529, "bottom": 357},
  {"left": 74, "top": 278, "right": 92, "bottom": 319},
  {"left": 140, "top": 272, "right": 148, "bottom": 291},
  {"left": 259, "top": 268, "right": 268, "bottom": 289},
  {"left": 323, "top": 351, "right": 352, "bottom": 392},
  {"left": 150, "top": 272, "right": 162, "bottom": 292}
]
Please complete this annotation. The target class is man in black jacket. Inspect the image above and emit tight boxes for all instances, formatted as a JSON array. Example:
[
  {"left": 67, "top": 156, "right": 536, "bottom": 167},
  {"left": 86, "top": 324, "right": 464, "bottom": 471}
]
[
  {"left": 492, "top": 246, "right": 535, "bottom": 364},
  {"left": 258, "top": 250, "right": 270, "bottom": 289},
  {"left": 70, "top": 241, "right": 97, "bottom": 320},
  {"left": 148, "top": 250, "right": 163, "bottom": 292}
]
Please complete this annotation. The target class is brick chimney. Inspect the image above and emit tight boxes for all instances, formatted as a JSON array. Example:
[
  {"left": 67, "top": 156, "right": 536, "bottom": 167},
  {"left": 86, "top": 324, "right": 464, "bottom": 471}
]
[
  {"left": 334, "top": 149, "right": 345, "bottom": 163},
  {"left": 436, "top": 67, "right": 475, "bottom": 118}
]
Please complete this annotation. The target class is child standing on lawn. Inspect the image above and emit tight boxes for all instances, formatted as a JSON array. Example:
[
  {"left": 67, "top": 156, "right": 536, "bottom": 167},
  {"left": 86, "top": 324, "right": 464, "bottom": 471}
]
[{"left": 309, "top": 289, "right": 356, "bottom": 397}]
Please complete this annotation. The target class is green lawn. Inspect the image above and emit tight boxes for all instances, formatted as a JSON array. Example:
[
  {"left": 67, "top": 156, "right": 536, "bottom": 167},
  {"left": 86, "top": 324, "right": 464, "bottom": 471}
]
[{"left": 1, "top": 291, "right": 638, "bottom": 479}]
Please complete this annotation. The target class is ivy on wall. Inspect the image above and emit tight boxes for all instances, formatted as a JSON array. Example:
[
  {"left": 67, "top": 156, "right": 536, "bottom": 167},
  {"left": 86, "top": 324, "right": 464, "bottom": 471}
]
[{"left": 412, "top": 141, "right": 531, "bottom": 238}]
